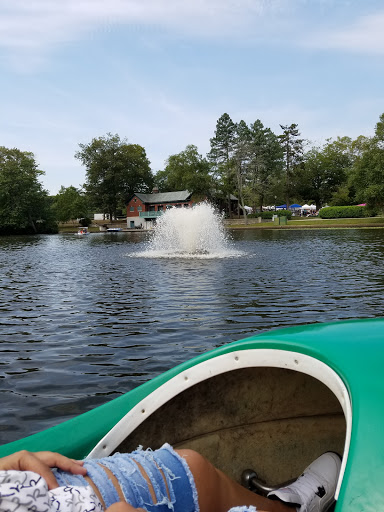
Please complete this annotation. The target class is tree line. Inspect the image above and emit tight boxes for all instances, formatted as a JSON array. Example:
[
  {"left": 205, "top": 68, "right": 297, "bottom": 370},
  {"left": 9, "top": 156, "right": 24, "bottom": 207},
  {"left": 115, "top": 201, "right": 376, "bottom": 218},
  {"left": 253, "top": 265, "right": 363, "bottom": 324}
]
[
  {"left": 158, "top": 112, "right": 384, "bottom": 219},
  {"left": 1, "top": 112, "right": 384, "bottom": 234},
  {"left": 0, "top": 134, "right": 153, "bottom": 234}
]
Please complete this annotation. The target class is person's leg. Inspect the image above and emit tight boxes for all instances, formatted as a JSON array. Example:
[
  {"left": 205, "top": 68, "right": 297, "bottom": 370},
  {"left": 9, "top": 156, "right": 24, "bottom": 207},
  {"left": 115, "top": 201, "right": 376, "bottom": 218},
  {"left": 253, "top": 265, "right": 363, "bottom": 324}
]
[
  {"left": 176, "top": 449, "right": 292, "bottom": 512},
  {"left": 176, "top": 449, "right": 341, "bottom": 512},
  {"left": 106, "top": 504, "right": 146, "bottom": 512},
  {"left": 58, "top": 446, "right": 339, "bottom": 512},
  {"left": 99, "top": 449, "right": 289, "bottom": 512},
  {"left": 80, "top": 446, "right": 288, "bottom": 512}
]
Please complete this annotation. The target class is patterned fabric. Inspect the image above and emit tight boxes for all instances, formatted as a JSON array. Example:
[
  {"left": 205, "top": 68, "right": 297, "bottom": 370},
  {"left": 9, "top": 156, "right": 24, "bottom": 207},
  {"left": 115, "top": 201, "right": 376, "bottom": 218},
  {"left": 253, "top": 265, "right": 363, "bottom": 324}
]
[
  {"left": 0, "top": 459, "right": 258, "bottom": 512},
  {"left": 0, "top": 470, "right": 102, "bottom": 512}
]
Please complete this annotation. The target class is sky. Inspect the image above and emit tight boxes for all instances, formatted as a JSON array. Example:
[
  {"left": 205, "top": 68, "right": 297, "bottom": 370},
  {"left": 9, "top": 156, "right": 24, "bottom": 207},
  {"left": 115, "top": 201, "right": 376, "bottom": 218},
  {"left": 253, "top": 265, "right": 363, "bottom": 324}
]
[{"left": 1, "top": 0, "right": 384, "bottom": 194}]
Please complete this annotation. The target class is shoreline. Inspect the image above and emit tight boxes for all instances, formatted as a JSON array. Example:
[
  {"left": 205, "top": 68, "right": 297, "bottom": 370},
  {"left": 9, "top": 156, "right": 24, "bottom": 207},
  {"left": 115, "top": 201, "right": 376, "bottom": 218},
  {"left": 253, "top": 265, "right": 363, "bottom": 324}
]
[
  {"left": 225, "top": 217, "right": 384, "bottom": 230},
  {"left": 227, "top": 224, "right": 384, "bottom": 230},
  {"left": 57, "top": 217, "right": 384, "bottom": 233}
]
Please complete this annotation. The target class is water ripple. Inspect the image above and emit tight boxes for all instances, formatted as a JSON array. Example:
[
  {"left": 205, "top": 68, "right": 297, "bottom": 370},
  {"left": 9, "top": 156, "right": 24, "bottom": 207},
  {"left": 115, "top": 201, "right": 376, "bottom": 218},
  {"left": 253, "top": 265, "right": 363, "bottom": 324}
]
[{"left": 1, "top": 229, "right": 384, "bottom": 443}]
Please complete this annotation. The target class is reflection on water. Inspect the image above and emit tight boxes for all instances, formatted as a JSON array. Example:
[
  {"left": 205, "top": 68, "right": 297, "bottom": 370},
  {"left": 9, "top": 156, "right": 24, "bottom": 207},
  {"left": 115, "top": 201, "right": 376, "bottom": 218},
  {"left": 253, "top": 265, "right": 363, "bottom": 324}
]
[{"left": 1, "top": 229, "right": 384, "bottom": 443}]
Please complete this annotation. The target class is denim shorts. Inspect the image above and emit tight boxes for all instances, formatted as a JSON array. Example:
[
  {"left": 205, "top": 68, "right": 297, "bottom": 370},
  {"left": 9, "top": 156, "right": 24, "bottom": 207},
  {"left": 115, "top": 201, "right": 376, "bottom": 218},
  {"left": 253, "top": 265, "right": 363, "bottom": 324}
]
[{"left": 54, "top": 443, "right": 199, "bottom": 512}]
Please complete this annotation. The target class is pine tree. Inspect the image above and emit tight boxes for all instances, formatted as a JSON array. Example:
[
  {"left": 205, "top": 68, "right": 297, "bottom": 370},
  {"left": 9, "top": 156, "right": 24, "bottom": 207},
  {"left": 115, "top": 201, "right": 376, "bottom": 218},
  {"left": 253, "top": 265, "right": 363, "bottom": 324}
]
[
  {"left": 279, "top": 124, "right": 304, "bottom": 209},
  {"left": 249, "top": 121, "right": 283, "bottom": 211},
  {"left": 208, "top": 113, "right": 237, "bottom": 215},
  {"left": 233, "top": 120, "right": 252, "bottom": 222}
]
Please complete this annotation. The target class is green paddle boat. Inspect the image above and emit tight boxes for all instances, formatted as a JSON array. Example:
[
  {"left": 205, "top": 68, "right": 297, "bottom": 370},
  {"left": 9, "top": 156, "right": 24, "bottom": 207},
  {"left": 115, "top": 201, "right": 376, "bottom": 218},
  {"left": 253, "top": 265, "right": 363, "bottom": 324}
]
[{"left": 1, "top": 317, "right": 383, "bottom": 511}]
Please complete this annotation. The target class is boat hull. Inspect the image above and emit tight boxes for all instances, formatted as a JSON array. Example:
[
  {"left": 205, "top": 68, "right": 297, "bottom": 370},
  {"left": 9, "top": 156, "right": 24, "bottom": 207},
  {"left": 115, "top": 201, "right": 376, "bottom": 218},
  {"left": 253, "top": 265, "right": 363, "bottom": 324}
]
[{"left": 1, "top": 318, "right": 384, "bottom": 511}]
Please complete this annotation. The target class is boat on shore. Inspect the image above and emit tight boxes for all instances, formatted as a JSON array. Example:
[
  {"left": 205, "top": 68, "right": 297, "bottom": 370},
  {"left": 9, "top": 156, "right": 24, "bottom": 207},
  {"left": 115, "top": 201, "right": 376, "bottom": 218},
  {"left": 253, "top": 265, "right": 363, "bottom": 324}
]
[{"left": 1, "top": 318, "right": 383, "bottom": 511}]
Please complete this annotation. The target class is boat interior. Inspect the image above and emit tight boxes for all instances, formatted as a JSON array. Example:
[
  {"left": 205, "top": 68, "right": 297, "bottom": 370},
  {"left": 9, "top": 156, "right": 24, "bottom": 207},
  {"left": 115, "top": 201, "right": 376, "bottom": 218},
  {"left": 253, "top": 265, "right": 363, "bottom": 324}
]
[{"left": 114, "top": 366, "right": 346, "bottom": 489}]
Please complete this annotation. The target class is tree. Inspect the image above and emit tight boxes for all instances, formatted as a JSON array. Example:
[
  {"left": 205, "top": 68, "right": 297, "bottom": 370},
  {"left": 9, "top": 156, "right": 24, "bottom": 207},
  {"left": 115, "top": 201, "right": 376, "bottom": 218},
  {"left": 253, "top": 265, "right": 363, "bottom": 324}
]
[
  {"left": 325, "top": 135, "right": 371, "bottom": 207},
  {"left": 279, "top": 124, "right": 304, "bottom": 208},
  {"left": 155, "top": 145, "right": 213, "bottom": 198},
  {"left": 208, "top": 113, "right": 237, "bottom": 214},
  {"left": 233, "top": 120, "right": 252, "bottom": 222},
  {"left": 208, "top": 116, "right": 283, "bottom": 215},
  {"left": 247, "top": 121, "right": 283, "bottom": 211},
  {"left": 351, "top": 114, "right": 384, "bottom": 210},
  {"left": 53, "top": 186, "right": 89, "bottom": 223},
  {"left": 209, "top": 113, "right": 237, "bottom": 163},
  {"left": 231, "top": 120, "right": 283, "bottom": 220},
  {"left": 298, "top": 137, "right": 353, "bottom": 209},
  {"left": 0, "top": 147, "right": 56, "bottom": 234},
  {"left": 75, "top": 133, "right": 153, "bottom": 220}
]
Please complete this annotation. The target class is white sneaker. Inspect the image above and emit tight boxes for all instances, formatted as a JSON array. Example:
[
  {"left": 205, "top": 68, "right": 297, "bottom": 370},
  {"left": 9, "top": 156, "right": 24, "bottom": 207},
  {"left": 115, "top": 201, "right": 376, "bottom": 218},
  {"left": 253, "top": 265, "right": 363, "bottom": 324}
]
[{"left": 267, "top": 452, "right": 341, "bottom": 512}]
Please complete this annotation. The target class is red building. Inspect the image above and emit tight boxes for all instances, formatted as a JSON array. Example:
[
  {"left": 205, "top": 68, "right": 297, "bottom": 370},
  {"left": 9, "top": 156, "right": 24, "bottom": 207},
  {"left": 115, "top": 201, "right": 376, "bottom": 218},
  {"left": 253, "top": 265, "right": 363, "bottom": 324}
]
[{"left": 126, "top": 190, "right": 194, "bottom": 229}]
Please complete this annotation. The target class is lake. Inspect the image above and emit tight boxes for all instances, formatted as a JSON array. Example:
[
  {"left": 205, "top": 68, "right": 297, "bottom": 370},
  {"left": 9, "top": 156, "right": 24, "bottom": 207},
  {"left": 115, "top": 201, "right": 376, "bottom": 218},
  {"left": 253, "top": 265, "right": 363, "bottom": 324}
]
[{"left": 1, "top": 227, "right": 384, "bottom": 444}]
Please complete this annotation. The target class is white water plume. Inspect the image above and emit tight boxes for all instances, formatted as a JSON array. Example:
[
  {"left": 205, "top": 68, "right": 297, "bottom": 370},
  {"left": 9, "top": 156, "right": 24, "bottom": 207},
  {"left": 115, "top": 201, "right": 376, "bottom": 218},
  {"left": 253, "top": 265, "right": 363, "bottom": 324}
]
[{"left": 137, "top": 202, "right": 240, "bottom": 259}]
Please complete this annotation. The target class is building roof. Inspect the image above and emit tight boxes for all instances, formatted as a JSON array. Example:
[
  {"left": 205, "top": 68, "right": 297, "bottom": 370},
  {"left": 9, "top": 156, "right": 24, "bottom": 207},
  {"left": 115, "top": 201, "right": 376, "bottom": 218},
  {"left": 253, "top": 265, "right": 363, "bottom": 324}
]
[{"left": 132, "top": 190, "right": 192, "bottom": 204}]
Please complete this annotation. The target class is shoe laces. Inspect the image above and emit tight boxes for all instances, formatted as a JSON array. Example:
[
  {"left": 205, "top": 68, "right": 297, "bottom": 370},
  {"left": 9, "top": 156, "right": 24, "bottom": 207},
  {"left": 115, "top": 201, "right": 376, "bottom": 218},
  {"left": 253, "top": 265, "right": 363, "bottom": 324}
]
[{"left": 291, "top": 470, "right": 323, "bottom": 509}]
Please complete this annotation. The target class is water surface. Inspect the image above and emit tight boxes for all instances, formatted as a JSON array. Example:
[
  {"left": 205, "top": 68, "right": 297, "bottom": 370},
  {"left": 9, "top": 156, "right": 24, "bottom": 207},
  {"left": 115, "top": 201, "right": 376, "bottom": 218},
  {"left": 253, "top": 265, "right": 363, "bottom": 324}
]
[{"left": 1, "top": 228, "right": 383, "bottom": 443}]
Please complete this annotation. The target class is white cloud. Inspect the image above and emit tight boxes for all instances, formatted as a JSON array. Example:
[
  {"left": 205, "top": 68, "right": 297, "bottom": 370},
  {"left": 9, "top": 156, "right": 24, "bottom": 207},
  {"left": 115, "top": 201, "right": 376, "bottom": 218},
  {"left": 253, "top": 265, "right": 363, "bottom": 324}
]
[
  {"left": 0, "top": 0, "right": 282, "bottom": 54},
  {"left": 308, "top": 10, "right": 384, "bottom": 54},
  {"left": 3, "top": 0, "right": 383, "bottom": 68}
]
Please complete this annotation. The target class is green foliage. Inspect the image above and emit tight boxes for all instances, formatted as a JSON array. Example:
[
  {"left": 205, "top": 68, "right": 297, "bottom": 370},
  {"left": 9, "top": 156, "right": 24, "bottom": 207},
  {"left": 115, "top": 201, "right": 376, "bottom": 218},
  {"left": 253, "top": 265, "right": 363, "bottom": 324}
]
[
  {"left": 157, "top": 110, "right": 384, "bottom": 217},
  {"left": 208, "top": 114, "right": 283, "bottom": 218},
  {"left": 155, "top": 145, "right": 213, "bottom": 198},
  {"left": 261, "top": 211, "right": 275, "bottom": 219},
  {"left": 297, "top": 137, "right": 353, "bottom": 209},
  {"left": 232, "top": 120, "right": 252, "bottom": 218},
  {"left": 0, "top": 146, "right": 57, "bottom": 234},
  {"left": 279, "top": 123, "right": 304, "bottom": 208},
  {"left": 76, "top": 133, "right": 153, "bottom": 220},
  {"left": 318, "top": 205, "right": 373, "bottom": 219},
  {"left": 350, "top": 115, "right": 384, "bottom": 210},
  {"left": 208, "top": 113, "right": 238, "bottom": 213},
  {"left": 53, "top": 186, "right": 89, "bottom": 223},
  {"left": 208, "top": 113, "right": 237, "bottom": 166},
  {"left": 276, "top": 209, "right": 292, "bottom": 219},
  {"left": 235, "top": 119, "right": 283, "bottom": 212},
  {"left": 78, "top": 217, "right": 92, "bottom": 227},
  {"left": 248, "top": 211, "right": 274, "bottom": 219},
  {"left": 374, "top": 113, "right": 384, "bottom": 141},
  {"left": 248, "top": 210, "right": 292, "bottom": 219},
  {"left": 328, "top": 184, "right": 356, "bottom": 206},
  {"left": 249, "top": 122, "right": 283, "bottom": 210}
]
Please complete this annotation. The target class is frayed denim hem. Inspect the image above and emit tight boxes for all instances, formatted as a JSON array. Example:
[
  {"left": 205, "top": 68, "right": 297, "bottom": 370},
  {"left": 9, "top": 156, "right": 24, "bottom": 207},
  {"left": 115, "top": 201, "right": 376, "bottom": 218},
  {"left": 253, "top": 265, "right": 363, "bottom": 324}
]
[
  {"left": 54, "top": 444, "right": 199, "bottom": 512},
  {"left": 227, "top": 507, "right": 258, "bottom": 512}
]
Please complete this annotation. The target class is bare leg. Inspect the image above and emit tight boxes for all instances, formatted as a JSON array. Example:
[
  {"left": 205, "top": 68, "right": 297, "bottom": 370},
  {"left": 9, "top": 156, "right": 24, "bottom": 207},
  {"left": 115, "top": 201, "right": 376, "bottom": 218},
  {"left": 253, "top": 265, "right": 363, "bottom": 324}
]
[
  {"left": 106, "top": 504, "right": 145, "bottom": 512},
  {"left": 85, "top": 448, "right": 292, "bottom": 512},
  {"left": 176, "top": 449, "right": 293, "bottom": 512}
]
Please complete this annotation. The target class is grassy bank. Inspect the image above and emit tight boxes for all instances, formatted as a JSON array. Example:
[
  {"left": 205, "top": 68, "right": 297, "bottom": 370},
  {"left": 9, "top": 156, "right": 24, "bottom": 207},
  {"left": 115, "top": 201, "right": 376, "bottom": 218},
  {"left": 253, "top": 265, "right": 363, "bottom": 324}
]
[
  {"left": 58, "top": 220, "right": 127, "bottom": 233},
  {"left": 58, "top": 225, "right": 101, "bottom": 233},
  {"left": 226, "top": 216, "right": 384, "bottom": 229}
]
